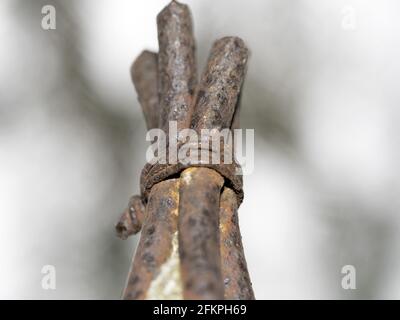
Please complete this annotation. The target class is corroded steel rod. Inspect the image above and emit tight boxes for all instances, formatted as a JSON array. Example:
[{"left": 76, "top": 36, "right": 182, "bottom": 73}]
[
  {"left": 176, "top": 36, "right": 248, "bottom": 299},
  {"left": 122, "top": 179, "right": 180, "bottom": 300},
  {"left": 178, "top": 167, "right": 224, "bottom": 299},
  {"left": 116, "top": 195, "right": 145, "bottom": 240},
  {"left": 220, "top": 187, "right": 255, "bottom": 300},
  {"left": 157, "top": 0, "right": 197, "bottom": 133},
  {"left": 131, "top": 51, "right": 159, "bottom": 130},
  {"left": 117, "top": 0, "right": 255, "bottom": 300},
  {"left": 191, "top": 37, "right": 248, "bottom": 132}
]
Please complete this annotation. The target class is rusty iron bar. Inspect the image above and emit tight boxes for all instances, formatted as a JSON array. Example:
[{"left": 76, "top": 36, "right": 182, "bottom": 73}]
[
  {"left": 122, "top": 180, "right": 180, "bottom": 299},
  {"left": 178, "top": 167, "right": 225, "bottom": 299},
  {"left": 130, "top": 51, "right": 159, "bottom": 130},
  {"left": 176, "top": 36, "right": 249, "bottom": 299},
  {"left": 220, "top": 187, "right": 255, "bottom": 299},
  {"left": 116, "top": 195, "right": 145, "bottom": 240},
  {"left": 116, "top": 0, "right": 254, "bottom": 300},
  {"left": 157, "top": 0, "right": 197, "bottom": 133},
  {"left": 190, "top": 37, "right": 248, "bottom": 132}
]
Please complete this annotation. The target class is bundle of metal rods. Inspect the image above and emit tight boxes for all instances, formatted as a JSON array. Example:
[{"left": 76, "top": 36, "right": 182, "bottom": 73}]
[{"left": 116, "top": 0, "right": 254, "bottom": 300}]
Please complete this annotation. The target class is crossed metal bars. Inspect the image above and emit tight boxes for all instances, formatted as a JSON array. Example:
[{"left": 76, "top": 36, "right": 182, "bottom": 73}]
[{"left": 116, "top": 0, "right": 254, "bottom": 300}]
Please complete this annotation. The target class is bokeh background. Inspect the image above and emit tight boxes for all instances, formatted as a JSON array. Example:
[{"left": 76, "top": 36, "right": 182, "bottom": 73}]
[{"left": 1, "top": 0, "right": 399, "bottom": 299}]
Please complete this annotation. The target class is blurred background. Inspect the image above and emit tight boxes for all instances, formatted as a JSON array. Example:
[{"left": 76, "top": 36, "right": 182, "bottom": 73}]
[{"left": 1, "top": 0, "right": 399, "bottom": 299}]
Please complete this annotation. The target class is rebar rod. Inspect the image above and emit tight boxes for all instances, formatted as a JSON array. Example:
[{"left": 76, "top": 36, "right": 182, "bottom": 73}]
[
  {"left": 130, "top": 51, "right": 159, "bottom": 130},
  {"left": 220, "top": 187, "right": 255, "bottom": 299},
  {"left": 117, "top": 0, "right": 255, "bottom": 300},
  {"left": 178, "top": 167, "right": 225, "bottom": 299},
  {"left": 122, "top": 179, "right": 180, "bottom": 300},
  {"left": 157, "top": 0, "right": 197, "bottom": 133}
]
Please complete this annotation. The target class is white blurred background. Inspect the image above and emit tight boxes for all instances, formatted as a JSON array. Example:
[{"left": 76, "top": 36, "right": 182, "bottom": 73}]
[{"left": 1, "top": 0, "right": 399, "bottom": 299}]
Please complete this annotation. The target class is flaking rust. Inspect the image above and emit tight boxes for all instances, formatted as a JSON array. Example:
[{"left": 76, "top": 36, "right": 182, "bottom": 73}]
[
  {"left": 122, "top": 179, "right": 180, "bottom": 300},
  {"left": 191, "top": 37, "right": 248, "bottom": 132},
  {"left": 139, "top": 35, "right": 248, "bottom": 206},
  {"left": 176, "top": 34, "right": 248, "bottom": 299},
  {"left": 117, "top": 0, "right": 255, "bottom": 300},
  {"left": 178, "top": 167, "right": 224, "bottom": 299},
  {"left": 220, "top": 187, "right": 254, "bottom": 299},
  {"left": 116, "top": 195, "right": 145, "bottom": 240},
  {"left": 157, "top": 0, "right": 197, "bottom": 133}
]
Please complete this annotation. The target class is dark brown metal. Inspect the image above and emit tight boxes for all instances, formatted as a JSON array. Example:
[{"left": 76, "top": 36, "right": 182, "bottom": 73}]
[
  {"left": 115, "top": 195, "right": 145, "bottom": 240},
  {"left": 220, "top": 187, "right": 255, "bottom": 299},
  {"left": 122, "top": 179, "right": 180, "bottom": 300},
  {"left": 157, "top": 0, "right": 197, "bottom": 133},
  {"left": 178, "top": 167, "right": 224, "bottom": 299},
  {"left": 191, "top": 37, "right": 248, "bottom": 132},
  {"left": 140, "top": 155, "right": 243, "bottom": 205},
  {"left": 175, "top": 37, "right": 249, "bottom": 299},
  {"left": 139, "top": 36, "right": 248, "bottom": 206},
  {"left": 116, "top": 51, "right": 160, "bottom": 240},
  {"left": 131, "top": 50, "right": 159, "bottom": 130},
  {"left": 119, "top": 0, "right": 255, "bottom": 300}
]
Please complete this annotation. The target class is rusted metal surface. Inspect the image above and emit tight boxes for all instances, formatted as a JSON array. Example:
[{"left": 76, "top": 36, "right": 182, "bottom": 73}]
[
  {"left": 131, "top": 50, "right": 159, "bottom": 130},
  {"left": 140, "top": 36, "right": 248, "bottom": 205},
  {"left": 219, "top": 187, "right": 255, "bottom": 300},
  {"left": 178, "top": 167, "right": 224, "bottom": 299},
  {"left": 118, "top": 0, "right": 255, "bottom": 300},
  {"left": 122, "top": 179, "right": 180, "bottom": 300},
  {"left": 116, "top": 195, "right": 145, "bottom": 240},
  {"left": 117, "top": 52, "right": 159, "bottom": 240},
  {"left": 140, "top": 153, "right": 244, "bottom": 206},
  {"left": 190, "top": 37, "right": 248, "bottom": 132},
  {"left": 157, "top": 0, "right": 197, "bottom": 132},
  {"left": 173, "top": 36, "right": 248, "bottom": 299}
]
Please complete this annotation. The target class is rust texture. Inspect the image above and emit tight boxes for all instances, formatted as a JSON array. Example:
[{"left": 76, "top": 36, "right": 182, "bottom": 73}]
[
  {"left": 140, "top": 153, "right": 244, "bottom": 206},
  {"left": 178, "top": 167, "right": 224, "bottom": 299},
  {"left": 220, "top": 187, "right": 255, "bottom": 300},
  {"left": 174, "top": 37, "right": 248, "bottom": 299},
  {"left": 117, "top": 52, "right": 159, "bottom": 239},
  {"left": 118, "top": 0, "right": 255, "bottom": 300},
  {"left": 157, "top": 0, "right": 197, "bottom": 132},
  {"left": 116, "top": 195, "right": 145, "bottom": 240},
  {"left": 122, "top": 179, "right": 179, "bottom": 300},
  {"left": 190, "top": 37, "right": 248, "bottom": 132},
  {"left": 139, "top": 36, "right": 248, "bottom": 205},
  {"left": 131, "top": 51, "right": 159, "bottom": 130}
]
